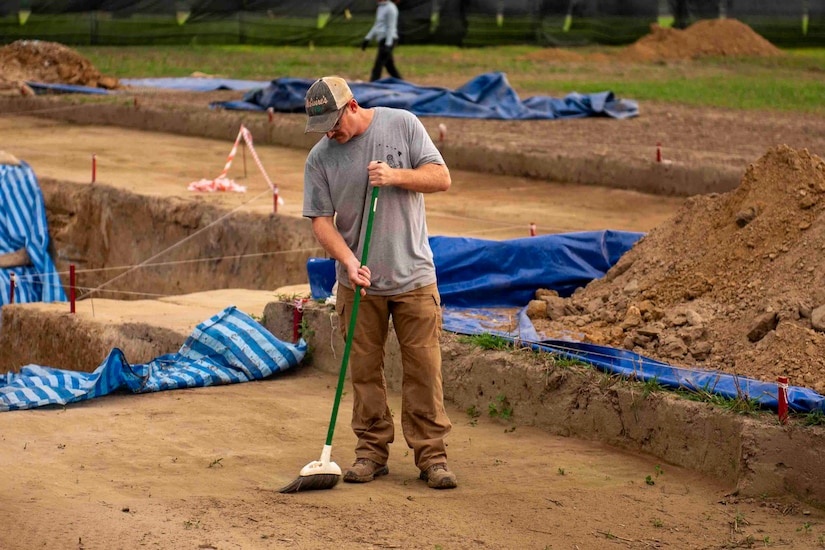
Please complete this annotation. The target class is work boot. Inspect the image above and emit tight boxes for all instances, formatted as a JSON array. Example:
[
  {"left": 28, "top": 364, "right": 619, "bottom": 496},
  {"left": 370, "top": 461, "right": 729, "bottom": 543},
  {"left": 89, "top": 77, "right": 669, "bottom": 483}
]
[
  {"left": 343, "top": 458, "right": 389, "bottom": 483},
  {"left": 419, "top": 463, "right": 457, "bottom": 489}
]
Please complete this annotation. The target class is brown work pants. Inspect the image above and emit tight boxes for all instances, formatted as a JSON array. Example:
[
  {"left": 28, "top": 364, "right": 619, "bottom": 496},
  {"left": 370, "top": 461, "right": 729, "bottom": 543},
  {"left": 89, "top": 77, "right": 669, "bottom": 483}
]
[{"left": 336, "top": 282, "right": 451, "bottom": 472}]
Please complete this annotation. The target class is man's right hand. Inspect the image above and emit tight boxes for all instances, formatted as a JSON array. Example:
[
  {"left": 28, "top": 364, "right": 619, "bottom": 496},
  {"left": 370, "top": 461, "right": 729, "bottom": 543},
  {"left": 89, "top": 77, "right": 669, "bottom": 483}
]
[
  {"left": 361, "top": 39, "right": 369, "bottom": 51},
  {"left": 346, "top": 261, "right": 371, "bottom": 296}
]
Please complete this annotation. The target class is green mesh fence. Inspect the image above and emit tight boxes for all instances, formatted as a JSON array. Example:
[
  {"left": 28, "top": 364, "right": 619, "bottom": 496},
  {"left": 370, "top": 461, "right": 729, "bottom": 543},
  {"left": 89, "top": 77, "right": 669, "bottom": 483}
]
[{"left": 0, "top": 1, "right": 823, "bottom": 47}]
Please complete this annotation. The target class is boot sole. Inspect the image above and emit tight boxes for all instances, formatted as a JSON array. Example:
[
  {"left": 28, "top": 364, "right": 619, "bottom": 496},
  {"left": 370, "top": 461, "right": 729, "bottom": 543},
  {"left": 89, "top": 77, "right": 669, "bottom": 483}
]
[{"left": 343, "top": 465, "right": 389, "bottom": 483}]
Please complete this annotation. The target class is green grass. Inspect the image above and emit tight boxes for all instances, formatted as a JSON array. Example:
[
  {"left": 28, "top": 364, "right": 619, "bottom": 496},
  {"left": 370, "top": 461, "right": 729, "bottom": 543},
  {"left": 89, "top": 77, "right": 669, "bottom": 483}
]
[
  {"left": 72, "top": 44, "right": 825, "bottom": 114},
  {"left": 458, "top": 333, "right": 513, "bottom": 351}
]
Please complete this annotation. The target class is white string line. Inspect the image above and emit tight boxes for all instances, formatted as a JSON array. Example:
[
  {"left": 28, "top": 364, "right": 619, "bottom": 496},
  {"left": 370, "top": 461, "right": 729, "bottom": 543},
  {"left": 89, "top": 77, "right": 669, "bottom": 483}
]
[
  {"left": 78, "top": 187, "right": 274, "bottom": 301},
  {"left": 7, "top": 247, "right": 325, "bottom": 283},
  {"left": 66, "top": 286, "right": 171, "bottom": 299}
]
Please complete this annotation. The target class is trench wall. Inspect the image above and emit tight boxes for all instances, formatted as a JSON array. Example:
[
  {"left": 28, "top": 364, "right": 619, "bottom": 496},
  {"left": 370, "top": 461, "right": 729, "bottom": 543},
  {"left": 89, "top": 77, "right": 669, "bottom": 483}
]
[
  {"left": 263, "top": 300, "right": 825, "bottom": 509},
  {"left": 0, "top": 96, "right": 741, "bottom": 198},
  {"left": 41, "top": 178, "right": 322, "bottom": 299}
]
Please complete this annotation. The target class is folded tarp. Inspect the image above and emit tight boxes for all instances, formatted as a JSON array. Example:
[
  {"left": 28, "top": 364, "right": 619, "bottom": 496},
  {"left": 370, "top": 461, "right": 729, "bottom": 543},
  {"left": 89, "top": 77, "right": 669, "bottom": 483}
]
[
  {"left": 122, "top": 77, "right": 269, "bottom": 92},
  {"left": 0, "top": 307, "right": 307, "bottom": 411},
  {"left": 306, "top": 232, "right": 825, "bottom": 414},
  {"left": 213, "top": 72, "right": 639, "bottom": 120},
  {"left": 0, "top": 160, "right": 67, "bottom": 307}
]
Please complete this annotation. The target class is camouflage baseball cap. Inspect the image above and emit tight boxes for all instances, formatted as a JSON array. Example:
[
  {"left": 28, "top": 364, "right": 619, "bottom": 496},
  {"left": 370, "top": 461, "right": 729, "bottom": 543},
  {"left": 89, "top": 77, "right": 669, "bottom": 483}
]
[{"left": 304, "top": 76, "right": 354, "bottom": 133}]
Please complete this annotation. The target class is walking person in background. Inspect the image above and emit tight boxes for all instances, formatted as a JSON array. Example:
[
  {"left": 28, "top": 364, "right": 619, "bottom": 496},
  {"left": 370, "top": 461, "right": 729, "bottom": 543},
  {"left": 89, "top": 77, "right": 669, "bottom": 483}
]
[
  {"left": 302, "top": 76, "right": 457, "bottom": 489},
  {"left": 361, "top": 0, "right": 403, "bottom": 82}
]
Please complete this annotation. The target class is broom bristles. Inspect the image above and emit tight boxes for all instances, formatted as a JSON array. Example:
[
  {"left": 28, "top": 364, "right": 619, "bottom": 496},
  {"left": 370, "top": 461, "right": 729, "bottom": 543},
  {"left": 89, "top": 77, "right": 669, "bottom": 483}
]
[{"left": 278, "top": 473, "right": 341, "bottom": 494}]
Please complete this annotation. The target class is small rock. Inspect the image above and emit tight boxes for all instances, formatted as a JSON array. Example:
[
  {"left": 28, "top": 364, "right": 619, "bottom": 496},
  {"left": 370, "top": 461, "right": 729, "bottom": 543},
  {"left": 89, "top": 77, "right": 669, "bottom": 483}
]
[
  {"left": 623, "top": 279, "right": 640, "bottom": 294},
  {"left": 735, "top": 206, "right": 758, "bottom": 227},
  {"left": 747, "top": 312, "right": 778, "bottom": 342},
  {"left": 811, "top": 305, "right": 825, "bottom": 332},
  {"left": 621, "top": 305, "right": 643, "bottom": 329},
  {"left": 526, "top": 300, "right": 547, "bottom": 319}
]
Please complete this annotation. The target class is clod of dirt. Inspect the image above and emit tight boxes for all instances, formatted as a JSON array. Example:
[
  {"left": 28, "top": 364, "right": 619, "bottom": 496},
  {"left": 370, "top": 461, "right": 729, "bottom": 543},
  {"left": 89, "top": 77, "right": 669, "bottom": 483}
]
[
  {"left": 0, "top": 40, "right": 119, "bottom": 90},
  {"left": 530, "top": 145, "right": 825, "bottom": 394}
]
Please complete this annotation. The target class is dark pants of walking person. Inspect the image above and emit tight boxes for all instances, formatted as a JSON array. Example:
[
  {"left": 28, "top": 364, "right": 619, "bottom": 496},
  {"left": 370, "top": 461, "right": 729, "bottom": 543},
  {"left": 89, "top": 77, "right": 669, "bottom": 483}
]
[{"left": 370, "top": 42, "right": 402, "bottom": 82}]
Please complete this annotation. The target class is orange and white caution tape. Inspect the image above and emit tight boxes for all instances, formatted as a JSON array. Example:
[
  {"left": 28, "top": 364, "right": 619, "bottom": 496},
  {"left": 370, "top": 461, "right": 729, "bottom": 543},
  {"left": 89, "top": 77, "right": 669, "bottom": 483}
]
[
  {"left": 239, "top": 126, "right": 284, "bottom": 206},
  {"left": 188, "top": 125, "right": 283, "bottom": 207}
]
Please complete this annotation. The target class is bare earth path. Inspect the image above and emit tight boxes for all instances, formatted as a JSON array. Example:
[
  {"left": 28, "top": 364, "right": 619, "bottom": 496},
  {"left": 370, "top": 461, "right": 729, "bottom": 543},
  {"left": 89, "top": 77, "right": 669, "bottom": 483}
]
[{"left": 1, "top": 366, "right": 821, "bottom": 550}]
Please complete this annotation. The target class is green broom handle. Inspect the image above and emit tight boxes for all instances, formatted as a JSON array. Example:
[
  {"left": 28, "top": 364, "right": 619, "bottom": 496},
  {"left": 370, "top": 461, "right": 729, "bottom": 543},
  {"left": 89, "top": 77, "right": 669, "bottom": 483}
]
[{"left": 325, "top": 185, "right": 380, "bottom": 445}]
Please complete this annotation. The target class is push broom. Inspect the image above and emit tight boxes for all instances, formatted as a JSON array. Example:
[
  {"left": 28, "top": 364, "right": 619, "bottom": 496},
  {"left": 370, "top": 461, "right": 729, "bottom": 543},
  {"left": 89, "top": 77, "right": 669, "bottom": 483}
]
[{"left": 279, "top": 186, "right": 380, "bottom": 493}]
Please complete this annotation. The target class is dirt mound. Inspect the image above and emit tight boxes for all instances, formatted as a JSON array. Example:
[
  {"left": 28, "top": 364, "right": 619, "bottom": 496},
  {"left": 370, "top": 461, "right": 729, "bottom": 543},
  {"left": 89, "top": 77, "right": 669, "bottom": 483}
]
[
  {"left": 530, "top": 145, "right": 825, "bottom": 393},
  {"left": 619, "top": 19, "right": 783, "bottom": 62},
  {"left": 524, "top": 19, "right": 780, "bottom": 64},
  {"left": 0, "top": 40, "right": 118, "bottom": 89}
]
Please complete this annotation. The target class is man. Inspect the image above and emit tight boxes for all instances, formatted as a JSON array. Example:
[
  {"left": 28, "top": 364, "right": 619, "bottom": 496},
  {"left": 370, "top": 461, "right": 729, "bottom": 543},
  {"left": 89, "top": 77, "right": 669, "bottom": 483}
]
[
  {"left": 302, "top": 76, "right": 456, "bottom": 489},
  {"left": 361, "top": 0, "right": 402, "bottom": 82}
]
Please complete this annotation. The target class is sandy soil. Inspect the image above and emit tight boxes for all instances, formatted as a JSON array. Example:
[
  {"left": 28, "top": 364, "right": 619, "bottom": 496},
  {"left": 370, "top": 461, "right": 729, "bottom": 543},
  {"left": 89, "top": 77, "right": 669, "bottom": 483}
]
[{"left": 2, "top": 363, "right": 822, "bottom": 550}]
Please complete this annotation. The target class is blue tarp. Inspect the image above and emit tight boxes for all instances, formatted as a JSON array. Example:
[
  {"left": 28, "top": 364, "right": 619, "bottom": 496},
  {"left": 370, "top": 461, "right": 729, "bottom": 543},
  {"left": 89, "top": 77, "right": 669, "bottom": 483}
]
[
  {"left": 0, "top": 307, "right": 307, "bottom": 411},
  {"left": 431, "top": 232, "right": 643, "bottom": 307},
  {"left": 26, "top": 82, "right": 110, "bottom": 95},
  {"left": 308, "top": 232, "right": 825, "bottom": 414},
  {"left": 0, "top": 160, "right": 66, "bottom": 307},
  {"left": 212, "top": 72, "right": 639, "bottom": 120}
]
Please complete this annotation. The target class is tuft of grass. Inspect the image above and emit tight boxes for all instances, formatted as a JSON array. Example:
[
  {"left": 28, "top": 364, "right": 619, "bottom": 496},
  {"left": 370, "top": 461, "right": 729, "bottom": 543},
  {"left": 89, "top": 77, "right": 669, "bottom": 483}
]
[
  {"left": 488, "top": 394, "right": 513, "bottom": 419},
  {"left": 677, "top": 378, "right": 763, "bottom": 416},
  {"left": 802, "top": 410, "right": 825, "bottom": 426},
  {"left": 642, "top": 376, "right": 664, "bottom": 398},
  {"left": 458, "top": 333, "right": 513, "bottom": 351}
]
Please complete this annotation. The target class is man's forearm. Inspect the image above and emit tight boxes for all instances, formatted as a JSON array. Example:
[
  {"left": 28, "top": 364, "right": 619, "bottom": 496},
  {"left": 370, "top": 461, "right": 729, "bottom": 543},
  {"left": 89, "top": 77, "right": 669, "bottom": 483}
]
[
  {"left": 311, "top": 217, "right": 358, "bottom": 267},
  {"left": 371, "top": 162, "right": 451, "bottom": 193}
]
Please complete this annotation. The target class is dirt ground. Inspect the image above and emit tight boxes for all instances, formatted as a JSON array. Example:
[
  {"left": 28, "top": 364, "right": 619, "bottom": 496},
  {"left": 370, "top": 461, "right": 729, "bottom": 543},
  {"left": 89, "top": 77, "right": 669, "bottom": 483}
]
[
  {"left": 3, "top": 27, "right": 825, "bottom": 549},
  {"left": 3, "top": 362, "right": 822, "bottom": 550}
]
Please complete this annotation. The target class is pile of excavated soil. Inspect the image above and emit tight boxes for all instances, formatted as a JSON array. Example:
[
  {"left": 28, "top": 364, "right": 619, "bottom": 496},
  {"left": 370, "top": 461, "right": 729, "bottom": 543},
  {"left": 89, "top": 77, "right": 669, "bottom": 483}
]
[
  {"left": 619, "top": 19, "right": 783, "bottom": 62},
  {"left": 0, "top": 40, "right": 118, "bottom": 90},
  {"left": 526, "top": 19, "right": 782, "bottom": 64},
  {"left": 529, "top": 145, "right": 825, "bottom": 394}
]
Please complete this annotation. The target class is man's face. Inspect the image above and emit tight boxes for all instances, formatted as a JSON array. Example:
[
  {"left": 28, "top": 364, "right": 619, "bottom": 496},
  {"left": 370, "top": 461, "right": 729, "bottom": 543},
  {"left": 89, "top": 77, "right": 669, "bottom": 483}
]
[{"left": 325, "top": 103, "right": 353, "bottom": 144}]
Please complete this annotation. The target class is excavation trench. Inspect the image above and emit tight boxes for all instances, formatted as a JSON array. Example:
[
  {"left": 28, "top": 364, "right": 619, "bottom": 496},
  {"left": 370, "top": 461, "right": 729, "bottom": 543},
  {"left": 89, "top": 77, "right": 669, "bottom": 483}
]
[{"left": 0, "top": 177, "right": 824, "bottom": 509}]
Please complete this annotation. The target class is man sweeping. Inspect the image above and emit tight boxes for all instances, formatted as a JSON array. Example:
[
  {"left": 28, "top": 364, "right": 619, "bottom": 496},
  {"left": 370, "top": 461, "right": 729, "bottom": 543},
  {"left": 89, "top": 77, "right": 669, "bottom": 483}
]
[{"left": 301, "top": 76, "right": 457, "bottom": 489}]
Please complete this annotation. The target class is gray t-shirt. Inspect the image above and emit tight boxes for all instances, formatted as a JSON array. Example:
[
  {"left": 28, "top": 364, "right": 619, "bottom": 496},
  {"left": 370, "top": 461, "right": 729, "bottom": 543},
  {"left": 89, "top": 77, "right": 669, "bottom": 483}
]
[{"left": 303, "top": 107, "right": 445, "bottom": 295}]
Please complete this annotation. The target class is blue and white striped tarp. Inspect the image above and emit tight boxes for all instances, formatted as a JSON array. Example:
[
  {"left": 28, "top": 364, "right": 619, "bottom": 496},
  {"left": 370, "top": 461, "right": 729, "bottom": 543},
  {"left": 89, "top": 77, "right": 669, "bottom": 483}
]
[
  {"left": 0, "top": 306, "right": 307, "bottom": 411},
  {"left": 0, "top": 160, "right": 66, "bottom": 306}
]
